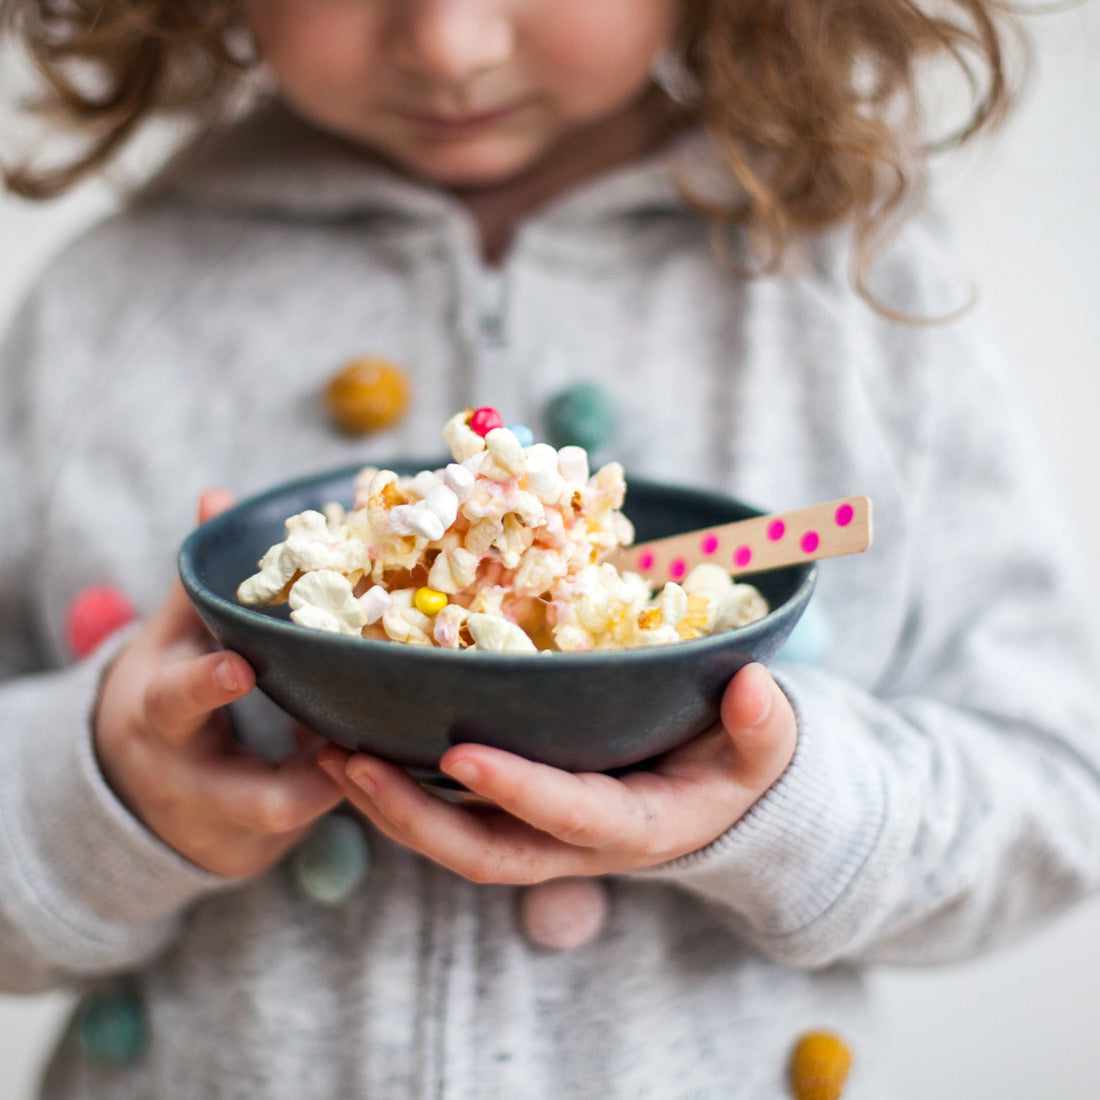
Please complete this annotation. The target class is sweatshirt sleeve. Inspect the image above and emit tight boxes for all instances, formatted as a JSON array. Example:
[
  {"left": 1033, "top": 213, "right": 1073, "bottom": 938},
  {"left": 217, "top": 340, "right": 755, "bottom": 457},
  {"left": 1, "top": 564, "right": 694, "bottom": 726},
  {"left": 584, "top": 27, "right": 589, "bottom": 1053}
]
[
  {"left": 0, "top": 284, "right": 235, "bottom": 995},
  {"left": 632, "top": 226, "right": 1100, "bottom": 970}
]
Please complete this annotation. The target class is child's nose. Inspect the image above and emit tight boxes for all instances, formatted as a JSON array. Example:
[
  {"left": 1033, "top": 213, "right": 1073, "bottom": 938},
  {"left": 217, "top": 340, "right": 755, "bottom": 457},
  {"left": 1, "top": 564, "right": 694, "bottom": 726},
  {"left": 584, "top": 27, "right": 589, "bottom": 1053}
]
[{"left": 388, "top": 0, "right": 514, "bottom": 84}]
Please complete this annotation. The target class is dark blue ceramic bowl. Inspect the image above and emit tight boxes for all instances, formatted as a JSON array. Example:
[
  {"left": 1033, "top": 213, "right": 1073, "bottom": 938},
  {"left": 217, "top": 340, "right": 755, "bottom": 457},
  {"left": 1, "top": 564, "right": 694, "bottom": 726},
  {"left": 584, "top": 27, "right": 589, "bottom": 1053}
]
[{"left": 179, "top": 463, "right": 816, "bottom": 776}]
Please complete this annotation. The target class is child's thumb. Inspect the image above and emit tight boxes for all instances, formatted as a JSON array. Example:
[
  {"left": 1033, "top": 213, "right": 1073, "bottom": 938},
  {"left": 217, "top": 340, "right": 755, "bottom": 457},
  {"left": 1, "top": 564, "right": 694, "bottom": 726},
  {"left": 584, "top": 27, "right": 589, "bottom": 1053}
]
[{"left": 719, "top": 662, "right": 797, "bottom": 782}]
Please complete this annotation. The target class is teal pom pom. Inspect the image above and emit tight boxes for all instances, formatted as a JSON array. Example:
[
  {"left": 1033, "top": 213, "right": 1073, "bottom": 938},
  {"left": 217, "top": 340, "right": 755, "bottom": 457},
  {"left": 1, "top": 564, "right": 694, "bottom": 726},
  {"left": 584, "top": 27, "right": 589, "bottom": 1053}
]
[
  {"left": 544, "top": 384, "right": 615, "bottom": 452},
  {"left": 292, "top": 814, "right": 370, "bottom": 904},
  {"left": 77, "top": 991, "right": 147, "bottom": 1066}
]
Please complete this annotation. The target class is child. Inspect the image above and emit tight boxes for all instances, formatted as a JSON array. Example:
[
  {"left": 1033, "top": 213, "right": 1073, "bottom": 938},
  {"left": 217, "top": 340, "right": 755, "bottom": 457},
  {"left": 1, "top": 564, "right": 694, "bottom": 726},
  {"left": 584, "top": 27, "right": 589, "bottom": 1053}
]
[{"left": 2, "top": 0, "right": 1099, "bottom": 1096}]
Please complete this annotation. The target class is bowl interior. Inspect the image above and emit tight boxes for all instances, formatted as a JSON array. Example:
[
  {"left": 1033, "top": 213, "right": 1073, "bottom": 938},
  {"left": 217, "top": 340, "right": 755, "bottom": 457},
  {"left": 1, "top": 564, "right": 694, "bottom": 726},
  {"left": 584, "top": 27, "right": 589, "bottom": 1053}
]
[{"left": 179, "top": 463, "right": 816, "bottom": 773}]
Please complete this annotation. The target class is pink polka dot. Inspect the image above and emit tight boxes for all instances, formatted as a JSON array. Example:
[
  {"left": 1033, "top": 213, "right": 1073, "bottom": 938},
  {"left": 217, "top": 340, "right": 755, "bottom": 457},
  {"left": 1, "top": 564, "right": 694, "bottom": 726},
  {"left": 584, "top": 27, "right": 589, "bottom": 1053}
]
[
  {"left": 767, "top": 519, "right": 786, "bottom": 541},
  {"left": 835, "top": 502, "right": 854, "bottom": 527},
  {"left": 638, "top": 550, "right": 655, "bottom": 572},
  {"left": 800, "top": 530, "right": 820, "bottom": 554},
  {"left": 733, "top": 545, "right": 752, "bottom": 569},
  {"left": 700, "top": 533, "right": 719, "bottom": 556},
  {"left": 669, "top": 558, "right": 687, "bottom": 581}
]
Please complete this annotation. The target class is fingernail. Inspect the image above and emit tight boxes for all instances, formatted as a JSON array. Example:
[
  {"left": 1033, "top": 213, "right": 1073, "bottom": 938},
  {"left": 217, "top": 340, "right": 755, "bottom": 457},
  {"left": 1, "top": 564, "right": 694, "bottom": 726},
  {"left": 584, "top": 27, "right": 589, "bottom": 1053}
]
[
  {"left": 216, "top": 656, "right": 240, "bottom": 693},
  {"left": 316, "top": 755, "right": 344, "bottom": 783},
  {"left": 445, "top": 759, "right": 479, "bottom": 787},
  {"left": 347, "top": 760, "right": 378, "bottom": 798}
]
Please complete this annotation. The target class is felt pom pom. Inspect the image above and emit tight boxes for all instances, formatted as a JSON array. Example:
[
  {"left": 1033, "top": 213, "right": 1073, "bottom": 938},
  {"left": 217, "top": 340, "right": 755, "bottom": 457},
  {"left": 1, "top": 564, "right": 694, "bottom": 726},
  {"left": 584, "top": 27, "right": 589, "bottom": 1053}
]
[
  {"left": 66, "top": 586, "right": 136, "bottom": 658},
  {"left": 544, "top": 383, "right": 615, "bottom": 452},
  {"left": 292, "top": 814, "right": 371, "bottom": 904},
  {"left": 789, "top": 1030, "right": 852, "bottom": 1100},
  {"left": 518, "top": 878, "right": 609, "bottom": 950},
  {"left": 76, "top": 990, "right": 147, "bottom": 1066}
]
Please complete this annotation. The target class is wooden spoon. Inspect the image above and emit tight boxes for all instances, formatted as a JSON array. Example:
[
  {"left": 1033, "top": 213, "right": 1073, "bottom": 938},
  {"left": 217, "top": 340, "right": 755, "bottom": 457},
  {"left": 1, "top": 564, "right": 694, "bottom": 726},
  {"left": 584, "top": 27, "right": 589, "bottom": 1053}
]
[{"left": 607, "top": 495, "right": 872, "bottom": 583}]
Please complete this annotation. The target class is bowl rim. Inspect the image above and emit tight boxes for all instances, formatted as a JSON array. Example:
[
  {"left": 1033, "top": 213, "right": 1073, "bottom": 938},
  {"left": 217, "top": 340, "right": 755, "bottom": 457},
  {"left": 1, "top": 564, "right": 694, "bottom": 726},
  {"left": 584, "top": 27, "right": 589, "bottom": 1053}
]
[{"left": 178, "top": 463, "right": 818, "bottom": 669}]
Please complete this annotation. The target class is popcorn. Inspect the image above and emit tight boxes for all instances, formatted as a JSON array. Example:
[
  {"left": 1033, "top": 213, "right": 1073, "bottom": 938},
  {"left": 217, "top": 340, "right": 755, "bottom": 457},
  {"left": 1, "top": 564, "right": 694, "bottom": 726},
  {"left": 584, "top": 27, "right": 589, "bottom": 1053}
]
[
  {"left": 467, "top": 613, "right": 538, "bottom": 653},
  {"left": 288, "top": 570, "right": 367, "bottom": 636},
  {"left": 237, "top": 407, "right": 769, "bottom": 652}
]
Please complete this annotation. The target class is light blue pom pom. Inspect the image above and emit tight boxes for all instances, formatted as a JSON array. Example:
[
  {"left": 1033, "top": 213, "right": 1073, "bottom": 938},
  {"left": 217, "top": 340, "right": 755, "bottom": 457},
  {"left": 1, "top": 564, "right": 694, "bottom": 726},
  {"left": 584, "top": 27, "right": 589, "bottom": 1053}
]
[
  {"left": 292, "top": 814, "right": 370, "bottom": 904},
  {"left": 778, "top": 602, "right": 830, "bottom": 664}
]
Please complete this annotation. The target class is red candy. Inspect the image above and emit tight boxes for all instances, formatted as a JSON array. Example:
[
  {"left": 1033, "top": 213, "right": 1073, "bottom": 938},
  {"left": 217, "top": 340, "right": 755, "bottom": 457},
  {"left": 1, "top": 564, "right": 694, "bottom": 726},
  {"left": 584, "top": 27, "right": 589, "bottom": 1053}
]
[
  {"left": 66, "top": 586, "right": 136, "bottom": 658},
  {"left": 469, "top": 406, "right": 503, "bottom": 437}
]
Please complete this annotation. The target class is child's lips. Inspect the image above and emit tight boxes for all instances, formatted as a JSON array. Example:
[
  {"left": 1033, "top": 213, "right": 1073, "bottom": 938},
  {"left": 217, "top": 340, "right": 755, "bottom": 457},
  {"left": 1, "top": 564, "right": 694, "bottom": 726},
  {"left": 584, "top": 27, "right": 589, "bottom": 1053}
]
[{"left": 394, "top": 101, "right": 528, "bottom": 133}]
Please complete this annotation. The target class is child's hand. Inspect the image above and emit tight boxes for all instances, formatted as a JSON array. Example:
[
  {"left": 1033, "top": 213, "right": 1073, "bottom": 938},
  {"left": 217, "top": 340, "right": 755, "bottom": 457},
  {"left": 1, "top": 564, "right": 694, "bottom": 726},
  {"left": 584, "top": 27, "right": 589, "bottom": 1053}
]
[
  {"left": 317, "top": 662, "right": 796, "bottom": 884},
  {"left": 92, "top": 492, "right": 343, "bottom": 878}
]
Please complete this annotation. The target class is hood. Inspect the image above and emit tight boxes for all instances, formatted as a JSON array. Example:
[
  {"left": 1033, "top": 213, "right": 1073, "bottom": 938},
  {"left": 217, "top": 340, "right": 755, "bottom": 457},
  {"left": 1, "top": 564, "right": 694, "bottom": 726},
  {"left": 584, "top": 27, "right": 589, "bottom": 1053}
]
[{"left": 143, "top": 97, "right": 742, "bottom": 233}]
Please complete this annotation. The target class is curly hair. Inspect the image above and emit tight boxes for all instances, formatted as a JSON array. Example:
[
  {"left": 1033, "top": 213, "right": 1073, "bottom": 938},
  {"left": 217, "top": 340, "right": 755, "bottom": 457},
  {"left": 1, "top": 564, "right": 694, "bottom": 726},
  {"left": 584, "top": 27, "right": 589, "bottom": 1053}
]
[
  {"left": 676, "top": 0, "right": 1018, "bottom": 289},
  {"left": 1, "top": 0, "right": 1019, "bottom": 276},
  {"left": 1, "top": 0, "right": 249, "bottom": 197}
]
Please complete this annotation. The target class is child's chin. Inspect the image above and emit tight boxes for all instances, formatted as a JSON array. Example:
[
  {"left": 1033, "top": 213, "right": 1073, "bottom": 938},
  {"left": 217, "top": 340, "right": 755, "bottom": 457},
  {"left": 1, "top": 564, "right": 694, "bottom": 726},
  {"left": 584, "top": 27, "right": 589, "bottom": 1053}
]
[{"left": 395, "top": 143, "right": 548, "bottom": 191}]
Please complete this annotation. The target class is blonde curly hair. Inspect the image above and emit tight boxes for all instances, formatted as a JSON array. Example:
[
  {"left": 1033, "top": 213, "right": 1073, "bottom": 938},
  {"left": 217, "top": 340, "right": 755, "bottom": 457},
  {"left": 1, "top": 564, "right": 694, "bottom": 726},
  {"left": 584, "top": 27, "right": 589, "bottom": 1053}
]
[{"left": 2, "top": 0, "right": 1019, "bottom": 279}]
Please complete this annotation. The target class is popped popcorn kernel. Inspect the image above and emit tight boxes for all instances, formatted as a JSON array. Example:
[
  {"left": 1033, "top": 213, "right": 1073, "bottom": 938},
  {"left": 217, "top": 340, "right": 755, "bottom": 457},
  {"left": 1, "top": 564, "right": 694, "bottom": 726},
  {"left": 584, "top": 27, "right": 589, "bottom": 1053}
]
[
  {"left": 467, "top": 613, "right": 538, "bottom": 653},
  {"left": 237, "top": 410, "right": 769, "bottom": 650},
  {"left": 288, "top": 570, "right": 367, "bottom": 636}
]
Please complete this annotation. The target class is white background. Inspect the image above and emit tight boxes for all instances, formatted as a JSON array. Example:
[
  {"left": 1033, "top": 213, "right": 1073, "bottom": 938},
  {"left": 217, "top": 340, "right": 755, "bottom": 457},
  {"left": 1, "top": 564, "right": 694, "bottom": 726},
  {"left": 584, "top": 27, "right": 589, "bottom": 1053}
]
[{"left": 1, "top": 6, "right": 1098, "bottom": 1097}]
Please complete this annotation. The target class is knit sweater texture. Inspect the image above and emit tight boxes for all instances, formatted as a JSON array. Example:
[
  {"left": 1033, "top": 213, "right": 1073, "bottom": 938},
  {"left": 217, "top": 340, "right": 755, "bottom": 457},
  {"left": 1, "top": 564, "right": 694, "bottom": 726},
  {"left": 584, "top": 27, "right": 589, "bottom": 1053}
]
[{"left": 2, "top": 102, "right": 1100, "bottom": 1098}]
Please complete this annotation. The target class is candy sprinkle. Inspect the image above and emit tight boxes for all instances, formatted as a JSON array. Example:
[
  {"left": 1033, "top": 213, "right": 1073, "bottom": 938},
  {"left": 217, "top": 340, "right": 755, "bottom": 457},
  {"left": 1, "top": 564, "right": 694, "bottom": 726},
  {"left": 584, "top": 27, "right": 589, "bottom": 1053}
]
[
  {"left": 414, "top": 587, "right": 448, "bottom": 616},
  {"left": 507, "top": 423, "right": 535, "bottom": 447},
  {"left": 469, "top": 406, "right": 503, "bottom": 437}
]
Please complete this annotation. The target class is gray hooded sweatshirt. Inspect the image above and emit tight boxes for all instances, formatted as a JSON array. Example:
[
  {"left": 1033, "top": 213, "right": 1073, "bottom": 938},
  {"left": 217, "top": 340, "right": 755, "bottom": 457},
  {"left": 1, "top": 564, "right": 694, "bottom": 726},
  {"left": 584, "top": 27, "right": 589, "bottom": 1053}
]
[{"left": 2, "top": 102, "right": 1100, "bottom": 1098}]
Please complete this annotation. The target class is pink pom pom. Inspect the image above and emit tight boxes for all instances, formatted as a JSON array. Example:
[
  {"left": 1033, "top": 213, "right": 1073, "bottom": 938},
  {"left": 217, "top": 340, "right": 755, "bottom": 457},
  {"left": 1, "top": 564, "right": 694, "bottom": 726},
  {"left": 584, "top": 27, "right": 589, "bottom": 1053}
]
[
  {"left": 519, "top": 878, "right": 609, "bottom": 950},
  {"left": 66, "top": 587, "right": 136, "bottom": 658}
]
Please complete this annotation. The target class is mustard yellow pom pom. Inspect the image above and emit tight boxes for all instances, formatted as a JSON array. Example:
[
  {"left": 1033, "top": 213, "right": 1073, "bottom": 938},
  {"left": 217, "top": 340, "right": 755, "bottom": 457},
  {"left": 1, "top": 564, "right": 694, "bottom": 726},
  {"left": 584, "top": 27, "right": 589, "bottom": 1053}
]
[
  {"left": 414, "top": 587, "right": 448, "bottom": 616},
  {"left": 324, "top": 357, "right": 410, "bottom": 435},
  {"left": 789, "top": 1030, "right": 852, "bottom": 1100}
]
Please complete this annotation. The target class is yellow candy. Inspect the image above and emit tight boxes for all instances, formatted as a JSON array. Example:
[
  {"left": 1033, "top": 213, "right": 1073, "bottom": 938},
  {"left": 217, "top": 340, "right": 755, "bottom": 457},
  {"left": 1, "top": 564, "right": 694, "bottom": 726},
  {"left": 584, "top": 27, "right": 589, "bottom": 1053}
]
[
  {"left": 324, "top": 357, "right": 410, "bottom": 435},
  {"left": 414, "top": 587, "right": 448, "bottom": 616},
  {"left": 789, "top": 1031, "right": 852, "bottom": 1100}
]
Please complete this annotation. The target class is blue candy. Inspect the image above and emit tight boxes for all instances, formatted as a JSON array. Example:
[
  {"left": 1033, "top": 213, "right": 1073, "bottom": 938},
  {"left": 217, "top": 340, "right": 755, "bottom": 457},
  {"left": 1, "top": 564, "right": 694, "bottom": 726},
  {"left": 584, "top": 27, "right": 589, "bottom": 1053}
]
[
  {"left": 77, "top": 990, "right": 147, "bottom": 1067},
  {"left": 292, "top": 814, "right": 371, "bottom": 904},
  {"left": 506, "top": 423, "right": 535, "bottom": 447}
]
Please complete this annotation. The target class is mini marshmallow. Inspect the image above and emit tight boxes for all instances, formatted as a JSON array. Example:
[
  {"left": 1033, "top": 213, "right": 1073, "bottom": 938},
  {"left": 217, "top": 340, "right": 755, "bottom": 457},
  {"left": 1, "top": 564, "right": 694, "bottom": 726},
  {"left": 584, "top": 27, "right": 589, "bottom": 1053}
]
[
  {"left": 358, "top": 585, "right": 392, "bottom": 625},
  {"left": 557, "top": 445, "right": 589, "bottom": 485},
  {"left": 423, "top": 484, "right": 459, "bottom": 529},
  {"left": 409, "top": 470, "right": 441, "bottom": 498},
  {"left": 390, "top": 503, "right": 445, "bottom": 542},
  {"left": 442, "top": 462, "right": 475, "bottom": 502},
  {"left": 523, "top": 443, "right": 564, "bottom": 499}
]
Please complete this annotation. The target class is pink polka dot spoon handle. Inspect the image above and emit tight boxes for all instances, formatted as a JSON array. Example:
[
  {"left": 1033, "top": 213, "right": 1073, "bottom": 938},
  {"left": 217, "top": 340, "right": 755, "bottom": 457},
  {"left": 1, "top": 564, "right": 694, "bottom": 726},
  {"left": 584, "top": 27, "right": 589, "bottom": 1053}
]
[{"left": 609, "top": 495, "right": 872, "bottom": 583}]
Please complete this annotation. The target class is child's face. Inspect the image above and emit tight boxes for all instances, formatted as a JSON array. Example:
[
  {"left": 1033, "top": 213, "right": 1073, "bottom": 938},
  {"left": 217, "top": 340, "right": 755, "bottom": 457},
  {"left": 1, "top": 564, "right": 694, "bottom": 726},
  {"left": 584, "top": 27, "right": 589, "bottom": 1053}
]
[{"left": 243, "top": 0, "right": 682, "bottom": 188}]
